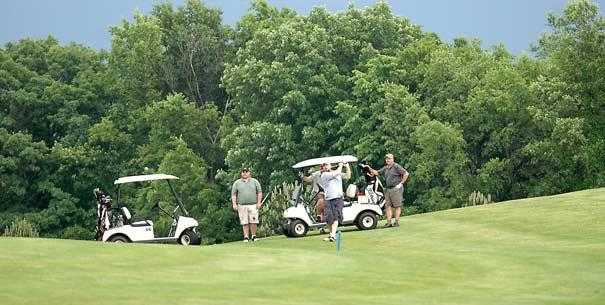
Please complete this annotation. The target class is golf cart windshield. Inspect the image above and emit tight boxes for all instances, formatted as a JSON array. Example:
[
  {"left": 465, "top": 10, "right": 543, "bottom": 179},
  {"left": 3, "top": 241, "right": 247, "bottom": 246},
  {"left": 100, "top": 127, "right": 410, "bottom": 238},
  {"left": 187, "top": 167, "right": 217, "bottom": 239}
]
[
  {"left": 292, "top": 155, "right": 358, "bottom": 169},
  {"left": 113, "top": 174, "right": 188, "bottom": 217},
  {"left": 114, "top": 174, "right": 179, "bottom": 185}
]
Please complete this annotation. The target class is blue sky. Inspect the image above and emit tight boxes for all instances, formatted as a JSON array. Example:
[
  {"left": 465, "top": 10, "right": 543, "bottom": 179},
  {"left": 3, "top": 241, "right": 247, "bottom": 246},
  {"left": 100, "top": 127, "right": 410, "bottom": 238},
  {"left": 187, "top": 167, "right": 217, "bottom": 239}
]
[{"left": 1, "top": 1, "right": 604, "bottom": 54}]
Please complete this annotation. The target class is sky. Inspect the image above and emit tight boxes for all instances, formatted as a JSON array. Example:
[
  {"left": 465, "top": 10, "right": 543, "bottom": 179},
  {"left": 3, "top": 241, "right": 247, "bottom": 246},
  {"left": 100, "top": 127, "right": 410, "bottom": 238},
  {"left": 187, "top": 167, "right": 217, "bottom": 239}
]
[{"left": 1, "top": 0, "right": 604, "bottom": 54}]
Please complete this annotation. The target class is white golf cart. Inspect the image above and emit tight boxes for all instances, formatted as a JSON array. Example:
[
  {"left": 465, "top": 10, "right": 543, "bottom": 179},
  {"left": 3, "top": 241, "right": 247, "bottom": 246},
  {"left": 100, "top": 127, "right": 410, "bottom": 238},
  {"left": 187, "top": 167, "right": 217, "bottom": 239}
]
[
  {"left": 282, "top": 155, "right": 385, "bottom": 237},
  {"left": 96, "top": 174, "right": 201, "bottom": 245}
]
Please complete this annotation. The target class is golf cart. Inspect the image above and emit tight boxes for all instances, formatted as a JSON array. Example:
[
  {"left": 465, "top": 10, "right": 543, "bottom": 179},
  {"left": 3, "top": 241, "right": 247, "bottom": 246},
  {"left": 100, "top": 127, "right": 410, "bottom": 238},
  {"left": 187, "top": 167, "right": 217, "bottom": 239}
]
[
  {"left": 95, "top": 174, "right": 201, "bottom": 245},
  {"left": 282, "top": 155, "right": 385, "bottom": 237}
]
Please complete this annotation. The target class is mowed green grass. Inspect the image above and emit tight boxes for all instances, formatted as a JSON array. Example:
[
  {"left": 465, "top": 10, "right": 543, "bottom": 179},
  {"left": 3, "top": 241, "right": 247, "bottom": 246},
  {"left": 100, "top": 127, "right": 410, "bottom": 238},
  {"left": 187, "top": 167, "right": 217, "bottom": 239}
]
[{"left": 1, "top": 188, "right": 604, "bottom": 305}]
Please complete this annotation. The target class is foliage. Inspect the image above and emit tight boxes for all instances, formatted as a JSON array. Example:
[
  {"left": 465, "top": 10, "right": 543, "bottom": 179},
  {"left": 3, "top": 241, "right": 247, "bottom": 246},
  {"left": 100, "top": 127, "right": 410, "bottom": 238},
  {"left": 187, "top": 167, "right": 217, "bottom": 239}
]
[
  {"left": 61, "top": 225, "right": 91, "bottom": 240},
  {"left": 221, "top": 121, "right": 297, "bottom": 187},
  {"left": 3, "top": 218, "right": 39, "bottom": 238},
  {"left": 536, "top": 0, "right": 605, "bottom": 185},
  {"left": 409, "top": 121, "right": 470, "bottom": 211},
  {"left": 0, "top": 0, "right": 604, "bottom": 244},
  {"left": 257, "top": 182, "right": 296, "bottom": 237},
  {"left": 466, "top": 191, "right": 493, "bottom": 207}
]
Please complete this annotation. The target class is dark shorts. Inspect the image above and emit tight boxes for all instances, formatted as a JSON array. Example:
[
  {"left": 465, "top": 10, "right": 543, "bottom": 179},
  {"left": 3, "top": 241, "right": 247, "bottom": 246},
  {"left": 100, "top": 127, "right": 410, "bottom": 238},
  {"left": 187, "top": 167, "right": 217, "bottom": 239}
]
[
  {"left": 385, "top": 187, "right": 403, "bottom": 208},
  {"left": 325, "top": 197, "right": 344, "bottom": 225}
]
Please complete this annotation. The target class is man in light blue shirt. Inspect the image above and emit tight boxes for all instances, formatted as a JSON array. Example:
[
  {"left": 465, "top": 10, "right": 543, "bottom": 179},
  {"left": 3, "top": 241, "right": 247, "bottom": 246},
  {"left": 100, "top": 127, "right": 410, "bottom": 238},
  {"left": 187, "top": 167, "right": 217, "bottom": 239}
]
[{"left": 320, "top": 162, "right": 351, "bottom": 242}]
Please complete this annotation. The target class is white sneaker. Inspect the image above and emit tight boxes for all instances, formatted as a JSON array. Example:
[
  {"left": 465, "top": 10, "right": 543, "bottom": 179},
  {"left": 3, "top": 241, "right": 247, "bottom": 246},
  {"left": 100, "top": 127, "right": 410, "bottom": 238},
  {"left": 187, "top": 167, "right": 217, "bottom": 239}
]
[
  {"left": 243, "top": 237, "right": 249, "bottom": 243},
  {"left": 322, "top": 236, "right": 335, "bottom": 242}
]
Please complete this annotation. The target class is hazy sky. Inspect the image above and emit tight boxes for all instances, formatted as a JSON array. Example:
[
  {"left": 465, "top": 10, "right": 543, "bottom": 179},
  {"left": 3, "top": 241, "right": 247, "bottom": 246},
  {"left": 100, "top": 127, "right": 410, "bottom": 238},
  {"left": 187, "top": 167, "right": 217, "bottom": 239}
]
[{"left": 1, "top": 1, "right": 604, "bottom": 54}]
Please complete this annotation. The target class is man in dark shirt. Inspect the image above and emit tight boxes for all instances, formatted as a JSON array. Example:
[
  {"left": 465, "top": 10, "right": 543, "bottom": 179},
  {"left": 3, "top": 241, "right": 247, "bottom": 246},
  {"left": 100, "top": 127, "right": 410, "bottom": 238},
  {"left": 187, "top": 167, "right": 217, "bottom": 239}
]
[{"left": 370, "top": 153, "right": 409, "bottom": 227}]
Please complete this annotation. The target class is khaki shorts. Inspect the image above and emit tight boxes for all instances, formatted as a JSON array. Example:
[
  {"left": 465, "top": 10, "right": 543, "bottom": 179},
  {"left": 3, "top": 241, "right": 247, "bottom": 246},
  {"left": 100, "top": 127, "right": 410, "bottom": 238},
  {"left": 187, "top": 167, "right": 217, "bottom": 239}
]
[
  {"left": 237, "top": 204, "right": 259, "bottom": 225},
  {"left": 384, "top": 187, "right": 403, "bottom": 208}
]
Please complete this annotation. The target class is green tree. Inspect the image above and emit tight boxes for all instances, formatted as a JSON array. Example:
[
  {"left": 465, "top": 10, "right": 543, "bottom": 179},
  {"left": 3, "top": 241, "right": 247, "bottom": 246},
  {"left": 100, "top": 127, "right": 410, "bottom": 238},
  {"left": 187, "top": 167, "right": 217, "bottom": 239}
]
[
  {"left": 537, "top": 0, "right": 605, "bottom": 184},
  {"left": 0, "top": 128, "right": 50, "bottom": 212},
  {"left": 138, "top": 94, "right": 223, "bottom": 177},
  {"left": 220, "top": 122, "right": 296, "bottom": 189},
  {"left": 109, "top": 13, "right": 165, "bottom": 106},
  {"left": 409, "top": 121, "right": 470, "bottom": 211},
  {"left": 152, "top": 0, "right": 229, "bottom": 106}
]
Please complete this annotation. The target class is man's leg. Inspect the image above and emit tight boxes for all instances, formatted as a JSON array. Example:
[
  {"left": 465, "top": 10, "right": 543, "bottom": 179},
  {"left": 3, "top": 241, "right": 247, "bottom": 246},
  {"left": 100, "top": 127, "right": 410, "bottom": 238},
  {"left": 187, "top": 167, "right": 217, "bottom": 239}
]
[
  {"left": 385, "top": 207, "right": 393, "bottom": 225},
  {"left": 250, "top": 223, "right": 257, "bottom": 236},
  {"left": 322, "top": 220, "right": 336, "bottom": 241},
  {"left": 332, "top": 198, "right": 343, "bottom": 238},
  {"left": 238, "top": 205, "right": 250, "bottom": 241},
  {"left": 394, "top": 188, "right": 403, "bottom": 225},
  {"left": 330, "top": 221, "right": 338, "bottom": 237},
  {"left": 323, "top": 199, "right": 336, "bottom": 241},
  {"left": 384, "top": 189, "right": 393, "bottom": 226},
  {"left": 249, "top": 205, "right": 259, "bottom": 241},
  {"left": 242, "top": 224, "right": 250, "bottom": 239}
]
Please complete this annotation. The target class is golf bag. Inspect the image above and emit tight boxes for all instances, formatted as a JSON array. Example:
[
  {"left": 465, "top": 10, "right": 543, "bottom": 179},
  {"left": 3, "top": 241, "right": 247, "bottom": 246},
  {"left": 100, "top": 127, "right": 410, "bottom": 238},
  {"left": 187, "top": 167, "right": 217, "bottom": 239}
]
[
  {"left": 94, "top": 188, "right": 112, "bottom": 241},
  {"left": 359, "top": 161, "right": 384, "bottom": 205}
]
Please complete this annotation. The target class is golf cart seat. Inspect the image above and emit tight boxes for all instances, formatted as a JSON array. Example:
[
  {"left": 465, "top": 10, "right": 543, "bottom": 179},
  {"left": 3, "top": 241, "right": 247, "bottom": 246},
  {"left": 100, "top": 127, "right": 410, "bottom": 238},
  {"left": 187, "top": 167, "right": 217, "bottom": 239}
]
[
  {"left": 121, "top": 207, "right": 152, "bottom": 227},
  {"left": 343, "top": 184, "right": 357, "bottom": 207},
  {"left": 345, "top": 184, "right": 357, "bottom": 199}
]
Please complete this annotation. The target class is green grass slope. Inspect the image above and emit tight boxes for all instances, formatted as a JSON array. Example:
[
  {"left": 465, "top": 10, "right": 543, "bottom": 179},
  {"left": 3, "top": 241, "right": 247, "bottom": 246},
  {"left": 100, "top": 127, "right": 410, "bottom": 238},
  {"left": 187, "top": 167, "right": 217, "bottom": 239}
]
[{"left": 1, "top": 188, "right": 604, "bottom": 305}]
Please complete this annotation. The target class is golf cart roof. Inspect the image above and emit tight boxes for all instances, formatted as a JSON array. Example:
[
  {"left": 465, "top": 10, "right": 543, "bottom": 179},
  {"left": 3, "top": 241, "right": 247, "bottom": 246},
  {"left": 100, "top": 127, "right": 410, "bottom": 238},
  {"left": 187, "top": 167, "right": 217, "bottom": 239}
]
[
  {"left": 292, "top": 155, "right": 358, "bottom": 169},
  {"left": 114, "top": 174, "right": 180, "bottom": 185}
]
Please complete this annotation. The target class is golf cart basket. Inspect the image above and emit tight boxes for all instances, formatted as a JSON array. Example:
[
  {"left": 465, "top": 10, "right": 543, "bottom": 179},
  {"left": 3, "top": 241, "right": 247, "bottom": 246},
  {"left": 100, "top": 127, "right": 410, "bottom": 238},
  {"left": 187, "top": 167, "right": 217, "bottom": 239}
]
[{"left": 93, "top": 188, "right": 112, "bottom": 240}]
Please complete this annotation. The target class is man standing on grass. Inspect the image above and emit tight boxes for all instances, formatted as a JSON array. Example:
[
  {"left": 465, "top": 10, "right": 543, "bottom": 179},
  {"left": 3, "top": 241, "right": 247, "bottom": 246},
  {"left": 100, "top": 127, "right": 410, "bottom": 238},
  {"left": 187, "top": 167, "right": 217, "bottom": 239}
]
[
  {"left": 320, "top": 162, "right": 351, "bottom": 242},
  {"left": 231, "top": 168, "right": 263, "bottom": 242},
  {"left": 370, "top": 153, "right": 409, "bottom": 227}
]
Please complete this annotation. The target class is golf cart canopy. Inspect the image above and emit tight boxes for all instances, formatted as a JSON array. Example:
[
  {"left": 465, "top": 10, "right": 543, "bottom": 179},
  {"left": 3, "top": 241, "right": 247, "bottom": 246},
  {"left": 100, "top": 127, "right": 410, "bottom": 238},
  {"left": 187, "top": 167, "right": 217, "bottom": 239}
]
[
  {"left": 292, "top": 155, "right": 358, "bottom": 169},
  {"left": 114, "top": 174, "right": 180, "bottom": 185}
]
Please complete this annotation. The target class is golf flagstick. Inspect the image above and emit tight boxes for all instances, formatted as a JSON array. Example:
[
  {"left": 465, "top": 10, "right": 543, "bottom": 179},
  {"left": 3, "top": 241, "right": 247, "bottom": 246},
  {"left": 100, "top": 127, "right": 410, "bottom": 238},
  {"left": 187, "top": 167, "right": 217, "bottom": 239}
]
[{"left": 336, "top": 230, "right": 342, "bottom": 254}]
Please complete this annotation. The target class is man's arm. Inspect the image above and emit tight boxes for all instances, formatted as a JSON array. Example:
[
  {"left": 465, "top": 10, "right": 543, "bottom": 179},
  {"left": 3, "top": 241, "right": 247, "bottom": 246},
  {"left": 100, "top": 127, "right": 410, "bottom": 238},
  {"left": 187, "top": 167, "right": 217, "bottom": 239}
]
[
  {"left": 370, "top": 166, "right": 383, "bottom": 177},
  {"left": 256, "top": 192, "right": 263, "bottom": 209},
  {"left": 362, "top": 164, "right": 376, "bottom": 176},
  {"left": 401, "top": 169, "right": 410, "bottom": 184},
  {"left": 303, "top": 171, "right": 319, "bottom": 183},
  {"left": 396, "top": 166, "right": 409, "bottom": 188},
  {"left": 231, "top": 194, "right": 238, "bottom": 210}
]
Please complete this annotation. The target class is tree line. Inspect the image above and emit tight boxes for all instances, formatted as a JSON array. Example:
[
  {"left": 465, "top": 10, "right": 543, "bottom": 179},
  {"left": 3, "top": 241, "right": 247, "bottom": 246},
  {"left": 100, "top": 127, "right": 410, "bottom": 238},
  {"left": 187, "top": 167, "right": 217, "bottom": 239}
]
[{"left": 1, "top": 0, "right": 603, "bottom": 242}]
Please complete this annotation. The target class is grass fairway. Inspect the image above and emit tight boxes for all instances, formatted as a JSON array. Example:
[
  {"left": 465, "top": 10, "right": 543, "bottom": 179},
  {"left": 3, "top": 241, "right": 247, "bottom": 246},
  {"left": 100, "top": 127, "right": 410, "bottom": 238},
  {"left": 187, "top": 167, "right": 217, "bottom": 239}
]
[{"left": 1, "top": 188, "right": 604, "bottom": 305}]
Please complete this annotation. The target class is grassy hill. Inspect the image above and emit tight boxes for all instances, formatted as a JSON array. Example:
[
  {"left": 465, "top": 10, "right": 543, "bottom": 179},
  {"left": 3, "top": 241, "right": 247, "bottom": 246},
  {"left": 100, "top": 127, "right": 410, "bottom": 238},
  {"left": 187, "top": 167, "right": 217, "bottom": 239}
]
[{"left": 1, "top": 188, "right": 604, "bottom": 305}]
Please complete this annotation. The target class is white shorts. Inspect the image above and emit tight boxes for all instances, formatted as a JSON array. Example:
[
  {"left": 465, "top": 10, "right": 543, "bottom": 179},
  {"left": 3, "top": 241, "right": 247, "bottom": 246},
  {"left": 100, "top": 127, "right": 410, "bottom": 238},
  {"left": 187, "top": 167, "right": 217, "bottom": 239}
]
[{"left": 237, "top": 204, "right": 259, "bottom": 225}]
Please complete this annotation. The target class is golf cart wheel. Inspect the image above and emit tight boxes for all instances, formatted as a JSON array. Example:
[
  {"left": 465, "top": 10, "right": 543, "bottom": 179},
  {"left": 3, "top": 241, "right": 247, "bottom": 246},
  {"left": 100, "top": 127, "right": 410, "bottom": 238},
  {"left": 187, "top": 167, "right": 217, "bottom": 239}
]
[
  {"left": 108, "top": 235, "right": 130, "bottom": 243},
  {"left": 289, "top": 219, "right": 308, "bottom": 237},
  {"left": 356, "top": 211, "right": 377, "bottom": 230},
  {"left": 179, "top": 229, "right": 201, "bottom": 246}
]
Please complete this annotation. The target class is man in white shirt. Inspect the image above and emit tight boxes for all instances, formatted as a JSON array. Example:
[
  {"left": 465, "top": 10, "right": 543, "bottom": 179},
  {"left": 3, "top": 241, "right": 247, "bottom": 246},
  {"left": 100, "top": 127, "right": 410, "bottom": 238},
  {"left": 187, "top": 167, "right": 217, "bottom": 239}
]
[{"left": 320, "top": 162, "right": 351, "bottom": 242}]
